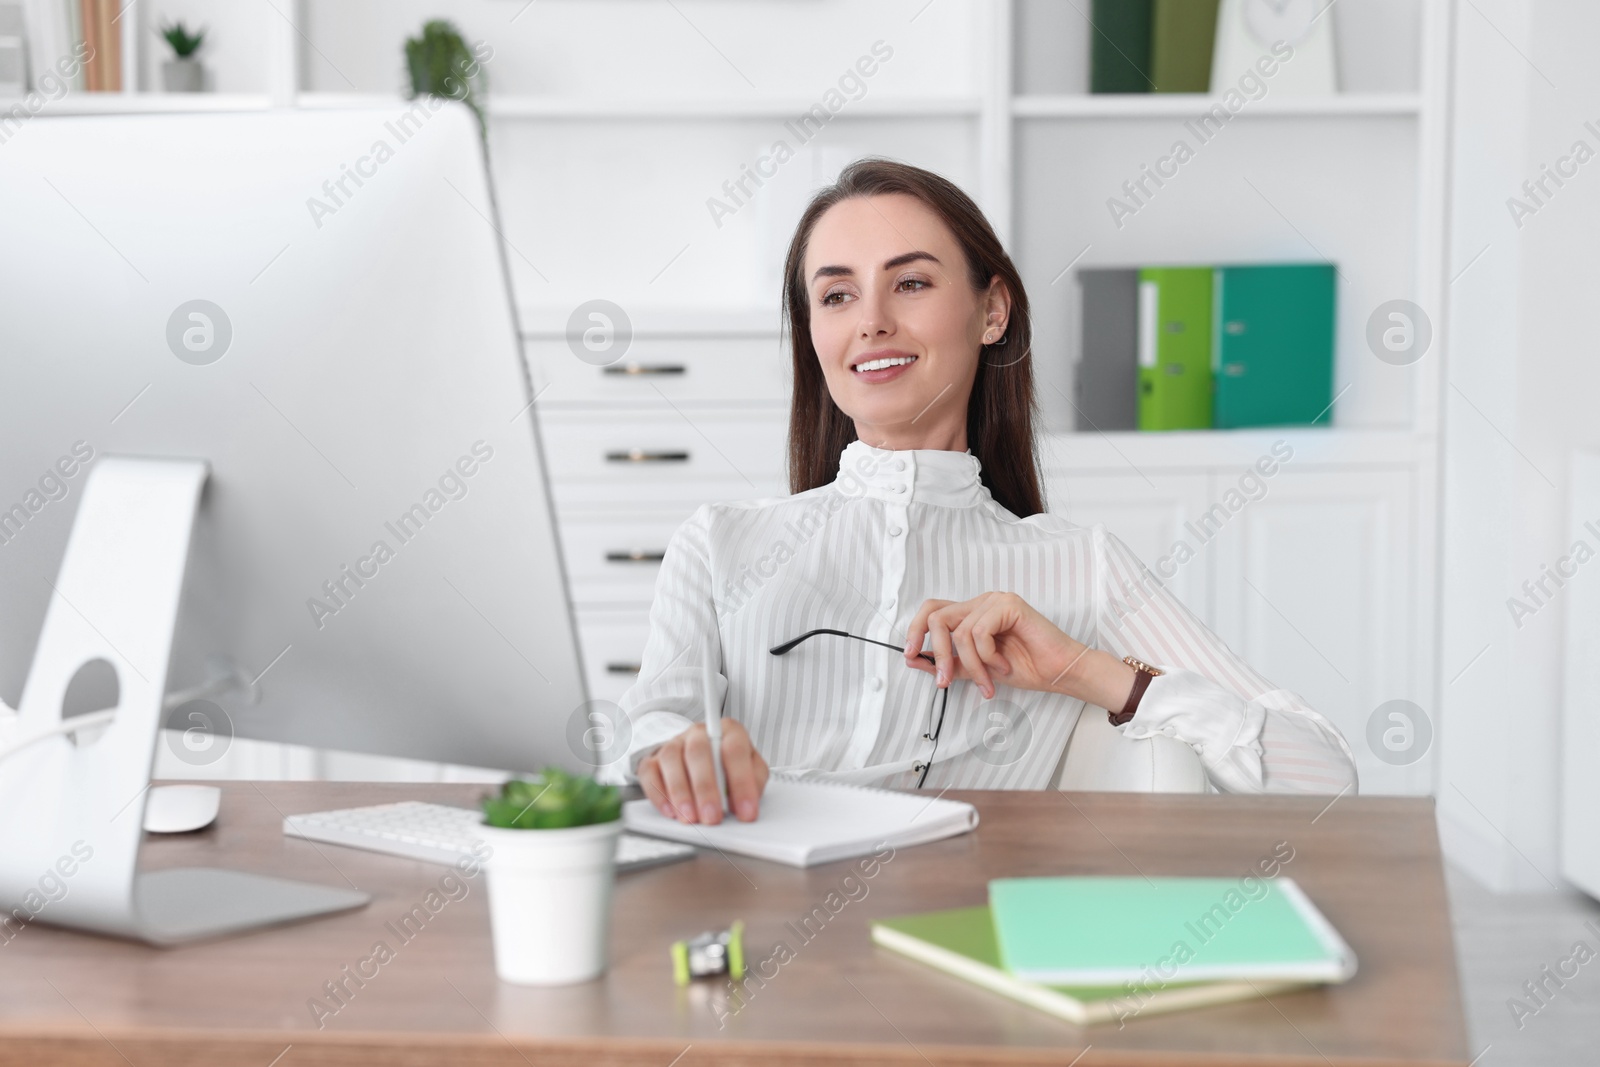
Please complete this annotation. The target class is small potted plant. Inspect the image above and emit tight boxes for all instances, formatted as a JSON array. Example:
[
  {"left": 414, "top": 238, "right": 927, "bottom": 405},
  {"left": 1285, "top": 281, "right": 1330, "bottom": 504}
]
[
  {"left": 479, "top": 768, "right": 624, "bottom": 985},
  {"left": 158, "top": 20, "right": 206, "bottom": 92}
]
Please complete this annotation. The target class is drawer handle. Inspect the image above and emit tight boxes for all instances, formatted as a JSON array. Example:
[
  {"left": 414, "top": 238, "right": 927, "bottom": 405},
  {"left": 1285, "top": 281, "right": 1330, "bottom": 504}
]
[
  {"left": 605, "top": 449, "right": 690, "bottom": 464},
  {"left": 603, "top": 362, "right": 687, "bottom": 377},
  {"left": 605, "top": 662, "right": 643, "bottom": 675},
  {"left": 605, "top": 549, "right": 668, "bottom": 564}
]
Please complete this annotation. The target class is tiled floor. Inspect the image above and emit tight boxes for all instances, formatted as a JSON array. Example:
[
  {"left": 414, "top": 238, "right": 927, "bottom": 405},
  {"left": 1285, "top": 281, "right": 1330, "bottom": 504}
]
[{"left": 1446, "top": 864, "right": 1600, "bottom": 1065}]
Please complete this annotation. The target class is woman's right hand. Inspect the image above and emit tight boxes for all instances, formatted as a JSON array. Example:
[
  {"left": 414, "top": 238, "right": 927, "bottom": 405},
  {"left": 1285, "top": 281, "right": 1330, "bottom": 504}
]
[{"left": 637, "top": 718, "right": 769, "bottom": 825}]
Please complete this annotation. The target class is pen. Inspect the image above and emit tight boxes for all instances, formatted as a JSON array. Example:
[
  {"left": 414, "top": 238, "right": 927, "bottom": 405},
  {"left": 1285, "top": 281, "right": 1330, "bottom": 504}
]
[{"left": 703, "top": 663, "right": 727, "bottom": 815}]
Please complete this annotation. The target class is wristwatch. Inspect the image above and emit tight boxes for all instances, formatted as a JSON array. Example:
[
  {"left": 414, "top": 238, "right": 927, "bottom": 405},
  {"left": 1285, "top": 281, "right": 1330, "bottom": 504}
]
[{"left": 1109, "top": 656, "right": 1164, "bottom": 726}]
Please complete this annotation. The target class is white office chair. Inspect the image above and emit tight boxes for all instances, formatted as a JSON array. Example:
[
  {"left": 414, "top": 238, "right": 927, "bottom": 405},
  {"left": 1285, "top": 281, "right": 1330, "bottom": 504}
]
[{"left": 1053, "top": 707, "right": 1208, "bottom": 793}]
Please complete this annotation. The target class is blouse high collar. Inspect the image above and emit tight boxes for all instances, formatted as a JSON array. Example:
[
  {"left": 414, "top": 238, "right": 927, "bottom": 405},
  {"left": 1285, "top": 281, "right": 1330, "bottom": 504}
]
[{"left": 831, "top": 439, "right": 988, "bottom": 509}]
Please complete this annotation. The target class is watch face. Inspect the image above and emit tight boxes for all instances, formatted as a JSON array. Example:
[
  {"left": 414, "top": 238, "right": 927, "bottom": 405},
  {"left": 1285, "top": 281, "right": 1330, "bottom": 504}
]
[{"left": 1243, "top": 0, "right": 1320, "bottom": 48}]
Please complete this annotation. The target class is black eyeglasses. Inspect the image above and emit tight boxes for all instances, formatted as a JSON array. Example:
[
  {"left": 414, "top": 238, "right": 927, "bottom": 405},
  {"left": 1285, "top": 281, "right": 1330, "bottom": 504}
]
[{"left": 769, "top": 628, "right": 950, "bottom": 789}]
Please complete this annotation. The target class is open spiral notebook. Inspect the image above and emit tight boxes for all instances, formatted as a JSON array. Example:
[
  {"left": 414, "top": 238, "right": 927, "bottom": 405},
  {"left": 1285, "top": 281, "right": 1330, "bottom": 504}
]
[{"left": 621, "top": 772, "right": 980, "bottom": 867}]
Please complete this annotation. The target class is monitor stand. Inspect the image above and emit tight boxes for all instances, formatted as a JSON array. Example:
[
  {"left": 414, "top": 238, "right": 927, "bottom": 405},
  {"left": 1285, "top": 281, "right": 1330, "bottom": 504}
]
[{"left": 0, "top": 457, "right": 368, "bottom": 945}]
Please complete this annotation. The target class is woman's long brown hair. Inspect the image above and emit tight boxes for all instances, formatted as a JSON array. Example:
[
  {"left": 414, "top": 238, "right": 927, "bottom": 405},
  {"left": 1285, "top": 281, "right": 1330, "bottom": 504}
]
[{"left": 781, "top": 158, "right": 1045, "bottom": 518}]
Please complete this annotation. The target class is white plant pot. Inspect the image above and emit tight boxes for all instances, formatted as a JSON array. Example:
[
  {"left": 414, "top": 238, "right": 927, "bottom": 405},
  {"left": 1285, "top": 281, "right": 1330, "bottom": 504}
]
[
  {"left": 161, "top": 58, "right": 204, "bottom": 93},
  {"left": 478, "top": 819, "right": 622, "bottom": 985}
]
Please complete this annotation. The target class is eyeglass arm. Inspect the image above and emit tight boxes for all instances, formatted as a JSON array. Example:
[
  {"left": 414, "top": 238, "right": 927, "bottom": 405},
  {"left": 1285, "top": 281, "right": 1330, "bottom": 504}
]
[{"left": 769, "top": 628, "right": 935, "bottom": 663}]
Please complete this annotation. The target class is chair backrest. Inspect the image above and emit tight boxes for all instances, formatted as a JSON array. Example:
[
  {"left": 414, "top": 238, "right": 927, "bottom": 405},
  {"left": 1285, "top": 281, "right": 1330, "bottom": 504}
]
[{"left": 1054, "top": 707, "right": 1208, "bottom": 792}]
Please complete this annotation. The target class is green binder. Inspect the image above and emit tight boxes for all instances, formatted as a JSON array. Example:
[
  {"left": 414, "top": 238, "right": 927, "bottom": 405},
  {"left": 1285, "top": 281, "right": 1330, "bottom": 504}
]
[
  {"left": 1212, "top": 264, "right": 1337, "bottom": 428},
  {"left": 1151, "top": 0, "right": 1221, "bottom": 92},
  {"left": 1137, "top": 266, "right": 1212, "bottom": 431},
  {"left": 1090, "top": 0, "right": 1153, "bottom": 93}
]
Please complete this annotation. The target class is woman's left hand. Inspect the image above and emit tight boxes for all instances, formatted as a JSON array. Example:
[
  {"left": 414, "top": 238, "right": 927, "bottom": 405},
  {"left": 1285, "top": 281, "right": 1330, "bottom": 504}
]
[{"left": 903, "top": 592, "right": 1088, "bottom": 700}]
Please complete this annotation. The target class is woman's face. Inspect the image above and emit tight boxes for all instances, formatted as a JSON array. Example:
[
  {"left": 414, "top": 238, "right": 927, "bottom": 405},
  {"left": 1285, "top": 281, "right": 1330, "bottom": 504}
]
[{"left": 803, "top": 193, "right": 1008, "bottom": 451}]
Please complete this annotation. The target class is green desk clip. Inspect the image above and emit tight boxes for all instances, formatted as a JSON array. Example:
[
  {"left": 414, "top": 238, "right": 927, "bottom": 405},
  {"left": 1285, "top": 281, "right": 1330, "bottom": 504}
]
[{"left": 671, "top": 920, "right": 745, "bottom": 986}]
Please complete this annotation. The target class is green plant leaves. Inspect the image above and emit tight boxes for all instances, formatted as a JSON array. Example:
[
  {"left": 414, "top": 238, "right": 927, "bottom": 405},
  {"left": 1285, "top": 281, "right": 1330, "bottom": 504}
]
[
  {"left": 482, "top": 767, "right": 622, "bottom": 830},
  {"left": 403, "top": 19, "right": 486, "bottom": 135},
  {"left": 158, "top": 20, "right": 205, "bottom": 59}
]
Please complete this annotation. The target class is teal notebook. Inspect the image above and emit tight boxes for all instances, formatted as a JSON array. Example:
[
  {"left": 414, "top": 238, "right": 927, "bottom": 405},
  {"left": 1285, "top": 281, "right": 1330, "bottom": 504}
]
[{"left": 988, "top": 877, "right": 1356, "bottom": 986}]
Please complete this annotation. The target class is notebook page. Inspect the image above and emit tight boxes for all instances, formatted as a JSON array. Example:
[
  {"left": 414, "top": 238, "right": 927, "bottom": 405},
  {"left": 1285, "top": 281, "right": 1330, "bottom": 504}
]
[{"left": 622, "top": 773, "right": 978, "bottom": 867}]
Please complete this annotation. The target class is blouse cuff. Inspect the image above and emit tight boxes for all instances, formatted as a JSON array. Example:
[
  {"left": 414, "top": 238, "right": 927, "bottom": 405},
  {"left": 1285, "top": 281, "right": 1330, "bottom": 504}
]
[
  {"left": 601, "top": 710, "right": 696, "bottom": 785},
  {"left": 1117, "top": 668, "right": 1267, "bottom": 789}
]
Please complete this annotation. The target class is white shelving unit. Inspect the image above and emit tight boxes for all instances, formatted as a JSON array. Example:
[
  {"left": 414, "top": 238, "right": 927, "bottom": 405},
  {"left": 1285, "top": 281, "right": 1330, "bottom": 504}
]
[
  {"left": 22, "top": 0, "right": 1452, "bottom": 793},
  {"left": 24, "top": 0, "right": 1449, "bottom": 430},
  {"left": 1011, "top": 94, "right": 1423, "bottom": 117},
  {"left": 486, "top": 95, "right": 984, "bottom": 119}
]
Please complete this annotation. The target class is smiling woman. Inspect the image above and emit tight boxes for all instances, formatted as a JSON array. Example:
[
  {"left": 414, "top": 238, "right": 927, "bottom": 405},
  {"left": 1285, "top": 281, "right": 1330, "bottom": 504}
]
[
  {"left": 617, "top": 159, "right": 1359, "bottom": 825},
  {"left": 784, "top": 163, "right": 1041, "bottom": 518}
]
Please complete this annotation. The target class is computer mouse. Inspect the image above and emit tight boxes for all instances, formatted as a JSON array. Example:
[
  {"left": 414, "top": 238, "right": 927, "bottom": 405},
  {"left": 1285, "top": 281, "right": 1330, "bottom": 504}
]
[{"left": 143, "top": 784, "right": 222, "bottom": 834}]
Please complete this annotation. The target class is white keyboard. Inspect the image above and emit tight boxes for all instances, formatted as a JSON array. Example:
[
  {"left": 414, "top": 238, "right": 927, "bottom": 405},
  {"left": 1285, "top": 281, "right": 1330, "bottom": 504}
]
[{"left": 282, "top": 801, "right": 696, "bottom": 873}]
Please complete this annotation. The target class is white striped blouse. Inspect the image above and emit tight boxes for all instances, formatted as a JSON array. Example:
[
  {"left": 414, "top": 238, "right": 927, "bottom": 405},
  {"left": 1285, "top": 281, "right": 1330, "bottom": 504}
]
[{"left": 610, "top": 439, "right": 1359, "bottom": 795}]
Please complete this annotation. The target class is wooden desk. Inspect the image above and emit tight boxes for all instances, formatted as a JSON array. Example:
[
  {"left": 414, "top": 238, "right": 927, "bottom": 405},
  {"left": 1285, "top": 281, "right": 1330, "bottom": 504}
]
[{"left": 0, "top": 783, "right": 1467, "bottom": 1066}]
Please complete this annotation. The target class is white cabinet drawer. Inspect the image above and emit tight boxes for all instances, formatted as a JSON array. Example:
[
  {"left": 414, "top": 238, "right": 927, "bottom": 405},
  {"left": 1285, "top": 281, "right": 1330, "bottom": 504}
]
[
  {"left": 537, "top": 410, "right": 788, "bottom": 506},
  {"left": 526, "top": 334, "right": 790, "bottom": 406},
  {"left": 576, "top": 609, "right": 652, "bottom": 705},
  {"left": 560, "top": 513, "right": 693, "bottom": 606},
  {"left": 1209, "top": 468, "right": 1419, "bottom": 794}
]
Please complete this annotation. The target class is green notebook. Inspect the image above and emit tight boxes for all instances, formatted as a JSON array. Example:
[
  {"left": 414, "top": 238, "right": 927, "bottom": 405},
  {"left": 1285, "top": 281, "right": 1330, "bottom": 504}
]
[
  {"left": 988, "top": 877, "right": 1356, "bottom": 986},
  {"left": 872, "top": 905, "right": 1311, "bottom": 1027},
  {"left": 1212, "top": 264, "right": 1337, "bottom": 428},
  {"left": 1137, "top": 267, "right": 1213, "bottom": 431},
  {"left": 1090, "top": 0, "right": 1153, "bottom": 93},
  {"left": 1151, "top": 0, "right": 1221, "bottom": 92}
]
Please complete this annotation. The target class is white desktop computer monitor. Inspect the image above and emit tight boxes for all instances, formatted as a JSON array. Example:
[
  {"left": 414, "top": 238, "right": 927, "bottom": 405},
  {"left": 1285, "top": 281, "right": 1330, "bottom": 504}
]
[
  {"left": 0, "top": 103, "right": 590, "bottom": 771},
  {"left": 0, "top": 104, "right": 596, "bottom": 942}
]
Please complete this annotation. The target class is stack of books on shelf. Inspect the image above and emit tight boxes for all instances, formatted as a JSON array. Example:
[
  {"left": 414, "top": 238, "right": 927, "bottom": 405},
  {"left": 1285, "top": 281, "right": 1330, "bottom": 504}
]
[
  {"left": 15, "top": 0, "right": 120, "bottom": 94},
  {"left": 1075, "top": 262, "right": 1336, "bottom": 433},
  {"left": 1090, "top": 0, "right": 1337, "bottom": 96},
  {"left": 0, "top": 2, "right": 24, "bottom": 95},
  {"left": 871, "top": 875, "right": 1356, "bottom": 1027},
  {"left": 76, "top": 0, "right": 121, "bottom": 90}
]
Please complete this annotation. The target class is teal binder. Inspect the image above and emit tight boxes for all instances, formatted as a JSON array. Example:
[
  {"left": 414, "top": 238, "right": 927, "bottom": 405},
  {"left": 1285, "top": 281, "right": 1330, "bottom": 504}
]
[
  {"left": 1090, "top": 0, "right": 1153, "bottom": 93},
  {"left": 1137, "top": 267, "right": 1213, "bottom": 431},
  {"left": 1212, "top": 264, "right": 1337, "bottom": 428}
]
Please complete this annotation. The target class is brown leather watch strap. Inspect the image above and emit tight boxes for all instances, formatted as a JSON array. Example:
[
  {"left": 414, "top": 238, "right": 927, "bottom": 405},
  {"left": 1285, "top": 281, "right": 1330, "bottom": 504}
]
[{"left": 1109, "top": 661, "right": 1159, "bottom": 726}]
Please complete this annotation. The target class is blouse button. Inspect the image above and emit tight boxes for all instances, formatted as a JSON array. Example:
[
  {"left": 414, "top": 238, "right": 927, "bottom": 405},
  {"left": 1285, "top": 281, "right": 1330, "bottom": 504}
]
[
  {"left": 868, "top": 676, "right": 884, "bottom": 692},
  {"left": 888, "top": 525, "right": 904, "bottom": 537},
  {"left": 892, "top": 485, "right": 906, "bottom": 494},
  {"left": 891, "top": 460, "right": 906, "bottom": 472}
]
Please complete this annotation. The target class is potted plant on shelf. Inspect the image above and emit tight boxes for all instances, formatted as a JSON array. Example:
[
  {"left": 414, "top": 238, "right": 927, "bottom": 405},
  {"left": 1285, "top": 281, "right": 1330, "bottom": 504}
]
[
  {"left": 479, "top": 768, "right": 624, "bottom": 985},
  {"left": 403, "top": 19, "right": 487, "bottom": 138},
  {"left": 158, "top": 20, "right": 206, "bottom": 92}
]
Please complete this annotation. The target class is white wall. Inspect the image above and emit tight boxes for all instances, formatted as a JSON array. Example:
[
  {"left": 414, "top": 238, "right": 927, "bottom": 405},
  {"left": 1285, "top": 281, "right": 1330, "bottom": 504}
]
[
  {"left": 1437, "top": 0, "right": 1600, "bottom": 892},
  {"left": 296, "top": 0, "right": 988, "bottom": 317},
  {"left": 300, "top": 0, "right": 981, "bottom": 99}
]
